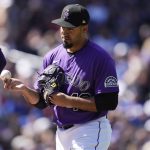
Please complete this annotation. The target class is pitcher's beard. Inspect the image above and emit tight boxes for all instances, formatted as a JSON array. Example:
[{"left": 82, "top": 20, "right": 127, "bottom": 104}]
[{"left": 63, "top": 41, "right": 73, "bottom": 48}]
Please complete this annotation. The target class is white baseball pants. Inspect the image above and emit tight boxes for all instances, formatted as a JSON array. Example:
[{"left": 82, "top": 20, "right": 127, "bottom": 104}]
[{"left": 56, "top": 116, "right": 112, "bottom": 150}]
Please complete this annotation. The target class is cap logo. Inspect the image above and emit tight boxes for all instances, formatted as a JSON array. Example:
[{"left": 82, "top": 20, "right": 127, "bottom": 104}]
[
  {"left": 63, "top": 9, "right": 69, "bottom": 20},
  {"left": 82, "top": 20, "right": 86, "bottom": 24}
]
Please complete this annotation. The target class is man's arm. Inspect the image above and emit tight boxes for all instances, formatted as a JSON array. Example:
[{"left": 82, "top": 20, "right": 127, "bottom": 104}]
[
  {"left": 3, "top": 78, "right": 40, "bottom": 105},
  {"left": 51, "top": 92, "right": 97, "bottom": 112},
  {"left": 21, "top": 86, "right": 41, "bottom": 105},
  {"left": 50, "top": 92, "right": 118, "bottom": 112}
]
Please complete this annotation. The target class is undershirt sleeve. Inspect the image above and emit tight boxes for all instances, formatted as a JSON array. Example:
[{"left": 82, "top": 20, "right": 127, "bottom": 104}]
[{"left": 94, "top": 92, "right": 118, "bottom": 112}]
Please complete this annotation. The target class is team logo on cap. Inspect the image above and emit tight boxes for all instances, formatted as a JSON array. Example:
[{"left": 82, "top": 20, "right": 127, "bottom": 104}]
[
  {"left": 63, "top": 9, "right": 69, "bottom": 20},
  {"left": 104, "top": 76, "right": 118, "bottom": 87},
  {"left": 82, "top": 20, "right": 86, "bottom": 24}
]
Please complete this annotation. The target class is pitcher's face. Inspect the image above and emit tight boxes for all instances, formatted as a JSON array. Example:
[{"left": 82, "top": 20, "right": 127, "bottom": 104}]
[{"left": 60, "top": 26, "right": 87, "bottom": 49}]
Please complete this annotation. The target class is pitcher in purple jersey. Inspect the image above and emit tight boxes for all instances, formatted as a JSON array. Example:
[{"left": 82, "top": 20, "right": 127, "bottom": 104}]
[
  {"left": 3, "top": 4, "right": 119, "bottom": 150},
  {"left": 0, "top": 49, "right": 6, "bottom": 73}
]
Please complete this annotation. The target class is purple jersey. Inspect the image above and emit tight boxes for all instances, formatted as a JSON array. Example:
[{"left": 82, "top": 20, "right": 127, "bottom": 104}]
[
  {"left": 36, "top": 40, "right": 119, "bottom": 126},
  {"left": 0, "top": 49, "right": 6, "bottom": 73}
]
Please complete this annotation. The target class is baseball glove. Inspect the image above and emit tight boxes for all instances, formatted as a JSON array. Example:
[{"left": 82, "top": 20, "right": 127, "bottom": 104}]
[{"left": 37, "top": 64, "right": 65, "bottom": 106}]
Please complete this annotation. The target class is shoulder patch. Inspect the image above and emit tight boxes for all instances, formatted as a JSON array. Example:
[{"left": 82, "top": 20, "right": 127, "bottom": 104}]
[{"left": 104, "top": 76, "right": 118, "bottom": 87}]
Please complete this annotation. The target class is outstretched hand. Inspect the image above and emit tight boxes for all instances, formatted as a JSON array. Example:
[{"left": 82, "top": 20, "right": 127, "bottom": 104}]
[{"left": 2, "top": 78, "right": 25, "bottom": 92}]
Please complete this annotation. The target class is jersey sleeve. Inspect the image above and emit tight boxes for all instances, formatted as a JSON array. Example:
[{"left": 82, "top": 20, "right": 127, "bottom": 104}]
[{"left": 94, "top": 56, "right": 119, "bottom": 94}]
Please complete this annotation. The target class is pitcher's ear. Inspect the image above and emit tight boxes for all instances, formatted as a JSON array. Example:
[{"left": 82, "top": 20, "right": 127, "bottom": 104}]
[{"left": 82, "top": 25, "right": 88, "bottom": 32}]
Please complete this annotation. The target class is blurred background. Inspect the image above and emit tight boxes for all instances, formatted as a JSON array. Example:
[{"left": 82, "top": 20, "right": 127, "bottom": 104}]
[{"left": 0, "top": 0, "right": 150, "bottom": 150}]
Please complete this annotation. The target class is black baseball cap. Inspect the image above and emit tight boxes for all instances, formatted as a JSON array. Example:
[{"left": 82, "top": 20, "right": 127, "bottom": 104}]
[{"left": 51, "top": 4, "right": 90, "bottom": 28}]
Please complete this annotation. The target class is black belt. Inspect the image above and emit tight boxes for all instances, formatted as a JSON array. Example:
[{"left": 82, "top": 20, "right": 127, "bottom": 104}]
[{"left": 59, "top": 124, "right": 74, "bottom": 130}]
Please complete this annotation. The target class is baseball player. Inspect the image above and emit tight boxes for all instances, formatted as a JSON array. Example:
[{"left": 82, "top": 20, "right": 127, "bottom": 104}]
[
  {"left": 0, "top": 48, "right": 6, "bottom": 73},
  {"left": 3, "top": 4, "right": 119, "bottom": 150}
]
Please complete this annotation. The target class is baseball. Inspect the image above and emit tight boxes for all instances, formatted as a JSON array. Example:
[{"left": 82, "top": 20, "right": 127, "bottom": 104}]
[{"left": 0, "top": 70, "right": 12, "bottom": 80}]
